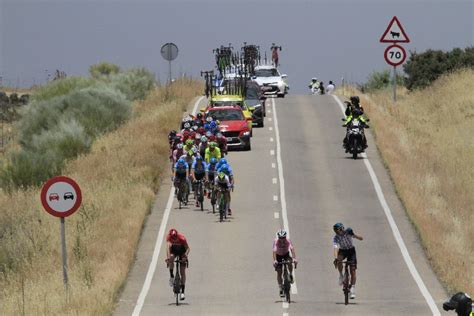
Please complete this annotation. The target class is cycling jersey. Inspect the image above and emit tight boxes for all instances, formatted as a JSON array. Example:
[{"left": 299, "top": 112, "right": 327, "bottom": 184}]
[
  {"left": 167, "top": 233, "right": 189, "bottom": 256},
  {"left": 205, "top": 147, "right": 221, "bottom": 163},
  {"left": 333, "top": 230, "right": 355, "bottom": 250},
  {"left": 192, "top": 161, "right": 208, "bottom": 174},
  {"left": 174, "top": 162, "right": 189, "bottom": 179},
  {"left": 214, "top": 174, "right": 231, "bottom": 189},
  {"left": 273, "top": 238, "right": 294, "bottom": 256}
]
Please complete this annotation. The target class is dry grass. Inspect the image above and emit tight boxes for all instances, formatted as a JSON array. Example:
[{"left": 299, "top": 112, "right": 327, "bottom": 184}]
[
  {"left": 338, "top": 68, "right": 474, "bottom": 294},
  {"left": 0, "top": 78, "right": 203, "bottom": 315}
]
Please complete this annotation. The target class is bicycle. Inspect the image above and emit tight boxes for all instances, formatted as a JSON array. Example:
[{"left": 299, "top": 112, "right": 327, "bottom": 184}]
[
  {"left": 217, "top": 186, "right": 229, "bottom": 222},
  {"left": 340, "top": 260, "right": 355, "bottom": 305},
  {"left": 171, "top": 257, "right": 188, "bottom": 306},
  {"left": 277, "top": 260, "right": 295, "bottom": 303},
  {"left": 176, "top": 178, "right": 189, "bottom": 209},
  {"left": 195, "top": 179, "right": 205, "bottom": 211}
]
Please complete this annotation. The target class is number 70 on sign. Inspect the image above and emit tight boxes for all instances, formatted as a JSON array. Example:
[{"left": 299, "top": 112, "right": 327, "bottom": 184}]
[{"left": 384, "top": 44, "right": 407, "bottom": 67}]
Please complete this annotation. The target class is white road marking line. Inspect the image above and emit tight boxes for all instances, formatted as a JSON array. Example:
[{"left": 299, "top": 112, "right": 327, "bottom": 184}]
[
  {"left": 273, "top": 177, "right": 277, "bottom": 184},
  {"left": 270, "top": 137, "right": 274, "bottom": 142},
  {"left": 282, "top": 302, "right": 289, "bottom": 309},
  {"left": 274, "top": 212, "right": 280, "bottom": 219},
  {"left": 332, "top": 95, "right": 441, "bottom": 316},
  {"left": 272, "top": 97, "right": 299, "bottom": 297},
  {"left": 291, "top": 286, "right": 298, "bottom": 295},
  {"left": 269, "top": 126, "right": 273, "bottom": 131},
  {"left": 273, "top": 195, "right": 279, "bottom": 201},
  {"left": 268, "top": 109, "right": 272, "bottom": 113},
  {"left": 272, "top": 163, "right": 276, "bottom": 169},
  {"left": 283, "top": 313, "right": 289, "bottom": 316},
  {"left": 270, "top": 150, "right": 275, "bottom": 156},
  {"left": 132, "top": 96, "right": 205, "bottom": 316},
  {"left": 268, "top": 117, "right": 273, "bottom": 122}
]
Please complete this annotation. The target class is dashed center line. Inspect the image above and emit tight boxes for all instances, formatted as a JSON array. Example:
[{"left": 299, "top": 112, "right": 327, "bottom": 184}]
[
  {"left": 270, "top": 137, "right": 274, "bottom": 142},
  {"left": 272, "top": 178, "right": 277, "bottom": 184},
  {"left": 282, "top": 302, "right": 289, "bottom": 309},
  {"left": 274, "top": 212, "right": 280, "bottom": 219},
  {"left": 273, "top": 195, "right": 279, "bottom": 201},
  {"left": 269, "top": 127, "right": 273, "bottom": 131},
  {"left": 270, "top": 150, "right": 275, "bottom": 156},
  {"left": 268, "top": 117, "right": 273, "bottom": 122},
  {"left": 272, "top": 163, "right": 276, "bottom": 168}
]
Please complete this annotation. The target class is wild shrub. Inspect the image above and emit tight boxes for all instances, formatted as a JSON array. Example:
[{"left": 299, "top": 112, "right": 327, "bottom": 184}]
[
  {"left": 32, "top": 77, "right": 96, "bottom": 102},
  {"left": 89, "top": 62, "right": 121, "bottom": 79},
  {"left": 109, "top": 68, "right": 155, "bottom": 101},
  {"left": 363, "top": 69, "right": 405, "bottom": 91},
  {"left": 403, "top": 46, "right": 474, "bottom": 90}
]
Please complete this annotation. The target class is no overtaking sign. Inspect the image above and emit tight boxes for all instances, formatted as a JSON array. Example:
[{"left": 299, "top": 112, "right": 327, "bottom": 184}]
[{"left": 41, "top": 176, "right": 82, "bottom": 217}]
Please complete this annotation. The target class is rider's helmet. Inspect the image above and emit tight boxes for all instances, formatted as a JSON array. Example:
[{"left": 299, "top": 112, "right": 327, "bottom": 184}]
[
  {"left": 177, "top": 158, "right": 186, "bottom": 165},
  {"left": 210, "top": 121, "right": 217, "bottom": 129},
  {"left": 205, "top": 131, "right": 212, "bottom": 137},
  {"left": 204, "top": 123, "right": 211, "bottom": 130},
  {"left": 333, "top": 222, "right": 344, "bottom": 233},
  {"left": 177, "top": 143, "right": 184, "bottom": 149},
  {"left": 195, "top": 133, "right": 201, "bottom": 140},
  {"left": 219, "top": 158, "right": 227, "bottom": 165},
  {"left": 192, "top": 125, "right": 199, "bottom": 131},
  {"left": 216, "top": 132, "right": 223, "bottom": 138},
  {"left": 276, "top": 229, "right": 287, "bottom": 239},
  {"left": 196, "top": 113, "right": 203, "bottom": 119},
  {"left": 206, "top": 116, "right": 213, "bottom": 122},
  {"left": 185, "top": 139, "right": 194, "bottom": 146},
  {"left": 168, "top": 130, "right": 177, "bottom": 140},
  {"left": 209, "top": 142, "right": 217, "bottom": 148},
  {"left": 184, "top": 122, "right": 191, "bottom": 129},
  {"left": 312, "top": 78, "right": 317, "bottom": 81},
  {"left": 168, "top": 228, "right": 179, "bottom": 241},
  {"left": 201, "top": 136, "right": 208, "bottom": 143},
  {"left": 191, "top": 147, "right": 198, "bottom": 154},
  {"left": 220, "top": 164, "right": 229, "bottom": 173},
  {"left": 218, "top": 171, "right": 226, "bottom": 179},
  {"left": 443, "top": 292, "right": 472, "bottom": 316},
  {"left": 198, "top": 127, "right": 205, "bottom": 134},
  {"left": 195, "top": 155, "right": 203, "bottom": 162},
  {"left": 350, "top": 96, "right": 360, "bottom": 105},
  {"left": 210, "top": 157, "right": 218, "bottom": 165}
]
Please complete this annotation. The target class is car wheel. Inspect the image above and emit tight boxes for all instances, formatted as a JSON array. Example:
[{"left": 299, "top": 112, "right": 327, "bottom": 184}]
[
  {"left": 258, "top": 120, "right": 264, "bottom": 127},
  {"left": 278, "top": 94, "right": 284, "bottom": 98},
  {"left": 244, "top": 141, "right": 251, "bottom": 151}
]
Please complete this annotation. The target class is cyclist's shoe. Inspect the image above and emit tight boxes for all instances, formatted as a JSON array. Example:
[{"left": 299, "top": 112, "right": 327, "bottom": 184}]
[
  {"left": 228, "top": 208, "right": 232, "bottom": 215},
  {"left": 195, "top": 201, "right": 199, "bottom": 207},
  {"left": 279, "top": 286, "right": 284, "bottom": 298},
  {"left": 169, "top": 278, "right": 174, "bottom": 287},
  {"left": 289, "top": 274, "right": 294, "bottom": 284},
  {"left": 350, "top": 287, "right": 356, "bottom": 299},
  {"left": 338, "top": 274, "right": 344, "bottom": 286},
  {"left": 180, "top": 293, "right": 185, "bottom": 300}
]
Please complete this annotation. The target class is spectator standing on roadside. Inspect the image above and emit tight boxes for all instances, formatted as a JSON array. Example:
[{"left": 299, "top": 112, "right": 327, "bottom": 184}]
[{"left": 327, "top": 81, "right": 336, "bottom": 94}]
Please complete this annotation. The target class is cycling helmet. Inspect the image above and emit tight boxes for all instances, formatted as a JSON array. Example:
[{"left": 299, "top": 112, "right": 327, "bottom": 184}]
[
  {"left": 195, "top": 155, "right": 203, "bottom": 161},
  {"left": 210, "top": 121, "right": 217, "bottom": 129},
  {"left": 204, "top": 123, "right": 210, "bottom": 130},
  {"left": 195, "top": 133, "right": 201, "bottom": 139},
  {"left": 177, "top": 158, "right": 185, "bottom": 165},
  {"left": 196, "top": 113, "right": 203, "bottom": 119},
  {"left": 185, "top": 139, "right": 194, "bottom": 146},
  {"left": 201, "top": 136, "right": 208, "bottom": 142},
  {"left": 191, "top": 147, "right": 198, "bottom": 154},
  {"left": 206, "top": 116, "right": 212, "bottom": 122},
  {"left": 350, "top": 96, "right": 360, "bottom": 104},
  {"left": 219, "top": 158, "right": 227, "bottom": 164},
  {"left": 218, "top": 171, "right": 225, "bottom": 179},
  {"left": 193, "top": 125, "right": 199, "bottom": 131},
  {"left": 209, "top": 142, "right": 216, "bottom": 148},
  {"left": 333, "top": 222, "right": 344, "bottom": 232},
  {"left": 276, "top": 229, "right": 287, "bottom": 239},
  {"left": 205, "top": 131, "right": 212, "bottom": 137},
  {"left": 168, "top": 130, "right": 177, "bottom": 140},
  {"left": 184, "top": 122, "right": 191, "bottom": 129},
  {"left": 210, "top": 157, "right": 218, "bottom": 164},
  {"left": 168, "top": 228, "right": 178, "bottom": 240},
  {"left": 177, "top": 143, "right": 183, "bottom": 149},
  {"left": 216, "top": 132, "right": 223, "bottom": 138},
  {"left": 312, "top": 77, "right": 317, "bottom": 81}
]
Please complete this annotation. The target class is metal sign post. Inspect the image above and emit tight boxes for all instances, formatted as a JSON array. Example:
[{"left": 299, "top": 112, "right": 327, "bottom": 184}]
[
  {"left": 393, "top": 66, "right": 397, "bottom": 102},
  {"left": 40, "top": 176, "right": 82, "bottom": 295},
  {"left": 160, "top": 43, "right": 179, "bottom": 84}
]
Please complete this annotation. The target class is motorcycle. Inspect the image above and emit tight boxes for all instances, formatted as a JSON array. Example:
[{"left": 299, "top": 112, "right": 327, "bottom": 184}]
[{"left": 343, "top": 119, "right": 368, "bottom": 159}]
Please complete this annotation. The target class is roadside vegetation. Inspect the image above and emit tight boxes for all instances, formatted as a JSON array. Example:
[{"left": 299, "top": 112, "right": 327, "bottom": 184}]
[
  {"left": 0, "top": 64, "right": 202, "bottom": 314},
  {"left": 339, "top": 68, "right": 473, "bottom": 295}
]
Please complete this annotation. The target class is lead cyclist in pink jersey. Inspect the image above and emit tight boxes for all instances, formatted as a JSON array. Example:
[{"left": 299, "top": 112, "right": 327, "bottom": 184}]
[{"left": 272, "top": 229, "right": 297, "bottom": 297}]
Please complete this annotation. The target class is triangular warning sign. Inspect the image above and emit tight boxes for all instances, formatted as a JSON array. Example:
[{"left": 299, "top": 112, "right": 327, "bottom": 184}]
[{"left": 380, "top": 16, "right": 410, "bottom": 43}]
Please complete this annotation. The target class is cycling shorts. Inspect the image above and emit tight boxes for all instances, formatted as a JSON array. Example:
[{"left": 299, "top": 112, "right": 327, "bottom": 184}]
[
  {"left": 338, "top": 247, "right": 357, "bottom": 268},
  {"left": 170, "top": 244, "right": 186, "bottom": 256},
  {"left": 194, "top": 172, "right": 205, "bottom": 181},
  {"left": 175, "top": 172, "right": 187, "bottom": 180},
  {"left": 276, "top": 252, "right": 291, "bottom": 263}
]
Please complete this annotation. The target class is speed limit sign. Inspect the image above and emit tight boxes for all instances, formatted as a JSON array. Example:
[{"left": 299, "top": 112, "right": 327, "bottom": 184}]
[{"left": 384, "top": 44, "right": 407, "bottom": 67}]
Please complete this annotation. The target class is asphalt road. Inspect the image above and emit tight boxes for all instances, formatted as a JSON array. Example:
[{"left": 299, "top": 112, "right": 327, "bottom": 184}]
[{"left": 114, "top": 94, "right": 447, "bottom": 316}]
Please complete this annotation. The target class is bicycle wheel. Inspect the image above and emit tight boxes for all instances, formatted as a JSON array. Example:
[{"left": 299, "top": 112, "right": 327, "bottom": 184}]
[
  {"left": 344, "top": 272, "right": 349, "bottom": 305},
  {"left": 211, "top": 188, "right": 216, "bottom": 213},
  {"left": 219, "top": 194, "right": 225, "bottom": 222},
  {"left": 177, "top": 184, "right": 182, "bottom": 209},
  {"left": 174, "top": 274, "right": 181, "bottom": 306}
]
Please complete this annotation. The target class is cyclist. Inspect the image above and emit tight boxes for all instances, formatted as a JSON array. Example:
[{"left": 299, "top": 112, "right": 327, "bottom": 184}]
[
  {"left": 199, "top": 135, "right": 208, "bottom": 158},
  {"left": 332, "top": 222, "right": 363, "bottom": 299},
  {"left": 171, "top": 143, "right": 184, "bottom": 175},
  {"left": 204, "top": 142, "right": 221, "bottom": 163},
  {"left": 206, "top": 157, "right": 218, "bottom": 198},
  {"left": 194, "top": 113, "right": 205, "bottom": 127},
  {"left": 165, "top": 228, "right": 190, "bottom": 301},
  {"left": 216, "top": 132, "right": 228, "bottom": 156},
  {"left": 183, "top": 139, "right": 195, "bottom": 154},
  {"left": 173, "top": 158, "right": 189, "bottom": 198},
  {"left": 443, "top": 292, "right": 472, "bottom": 316},
  {"left": 191, "top": 155, "right": 208, "bottom": 207},
  {"left": 273, "top": 229, "right": 297, "bottom": 297},
  {"left": 214, "top": 171, "right": 232, "bottom": 215},
  {"left": 217, "top": 163, "right": 234, "bottom": 214}
]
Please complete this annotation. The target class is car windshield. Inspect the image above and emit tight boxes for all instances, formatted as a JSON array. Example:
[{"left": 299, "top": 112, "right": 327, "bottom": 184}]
[
  {"left": 246, "top": 87, "right": 259, "bottom": 99},
  {"left": 255, "top": 68, "right": 279, "bottom": 77},
  {"left": 212, "top": 101, "right": 243, "bottom": 107},
  {"left": 209, "top": 109, "right": 244, "bottom": 121}
]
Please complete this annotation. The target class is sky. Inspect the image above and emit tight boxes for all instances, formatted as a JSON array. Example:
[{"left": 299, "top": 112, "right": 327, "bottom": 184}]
[{"left": 1, "top": 0, "right": 473, "bottom": 92}]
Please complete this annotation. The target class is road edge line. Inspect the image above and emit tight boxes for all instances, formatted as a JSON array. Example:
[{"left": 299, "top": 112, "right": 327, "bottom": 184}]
[
  {"left": 332, "top": 94, "right": 440, "bottom": 315},
  {"left": 272, "top": 97, "right": 298, "bottom": 296},
  {"left": 132, "top": 95, "right": 205, "bottom": 316}
]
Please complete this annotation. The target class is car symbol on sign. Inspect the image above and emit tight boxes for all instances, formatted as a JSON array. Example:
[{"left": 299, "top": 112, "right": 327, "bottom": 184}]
[
  {"left": 64, "top": 192, "right": 74, "bottom": 200},
  {"left": 49, "top": 193, "right": 60, "bottom": 201}
]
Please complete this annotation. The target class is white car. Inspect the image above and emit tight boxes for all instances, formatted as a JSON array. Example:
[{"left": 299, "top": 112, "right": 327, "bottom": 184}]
[{"left": 251, "top": 65, "right": 289, "bottom": 98}]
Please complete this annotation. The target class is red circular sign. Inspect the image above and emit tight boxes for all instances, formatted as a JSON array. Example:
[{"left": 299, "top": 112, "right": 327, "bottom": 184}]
[
  {"left": 384, "top": 44, "right": 407, "bottom": 67},
  {"left": 40, "top": 176, "right": 82, "bottom": 218}
]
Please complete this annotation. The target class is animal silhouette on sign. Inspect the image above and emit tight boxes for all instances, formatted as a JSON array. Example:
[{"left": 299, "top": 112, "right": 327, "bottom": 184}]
[{"left": 390, "top": 31, "right": 400, "bottom": 39}]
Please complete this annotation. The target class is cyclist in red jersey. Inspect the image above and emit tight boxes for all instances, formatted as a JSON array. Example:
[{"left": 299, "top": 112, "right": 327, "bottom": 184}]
[{"left": 165, "top": 228, "right": 190, "bottom": 300}]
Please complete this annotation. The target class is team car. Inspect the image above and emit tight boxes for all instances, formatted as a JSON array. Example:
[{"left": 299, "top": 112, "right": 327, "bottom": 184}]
[
  {"left": 252, "top": 65, "right": 289, "bottom": 98},
  {"left": 245, "top": 80, "right": 266, "bottom": 127},
  {"left": 206, "top": 106, "right": 251, "bottom": 151}
]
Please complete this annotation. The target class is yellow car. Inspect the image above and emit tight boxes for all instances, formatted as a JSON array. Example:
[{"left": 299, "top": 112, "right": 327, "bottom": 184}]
[{"left": 202, "top": 94, "right": 253, "bottom": 135}]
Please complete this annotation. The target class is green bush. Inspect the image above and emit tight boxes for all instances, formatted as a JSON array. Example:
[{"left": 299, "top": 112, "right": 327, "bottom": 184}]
[
  {"left": 403, "top": 47, "right": 474, "bottom": 90},
  {"left": 89, "top": 62, "right": 121, "bottom": 79},
  {"left": 32, "top": 77, "right": 96, "bottom": 102},
  {"left": 109, "top": 68, "right": 155, "bottom": 101},
  {"left": 363, "top": 69, "right": 405, "bottom": 91}
]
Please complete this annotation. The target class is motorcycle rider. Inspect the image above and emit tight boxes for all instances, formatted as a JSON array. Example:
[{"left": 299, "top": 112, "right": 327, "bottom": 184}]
[
  {"left": 327, "top": 81, "right": 336, "bottom": 94},
  {"left": 443, "top": 292, "right": 472, "bottom": 316},
  {"left": 308, "top": 78, "right": 321, "bottom": 94},
  {"left": 343, "top": 96, "right": 369, "bottom": 151}
]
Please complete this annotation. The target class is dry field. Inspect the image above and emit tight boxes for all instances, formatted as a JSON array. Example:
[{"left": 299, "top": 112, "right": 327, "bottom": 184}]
[
  {"left": 0, "top": 79, "right": 202, "bottom": 315},
  {"left": 338, "top": 68, "right": 473, "bottom": 295}
]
